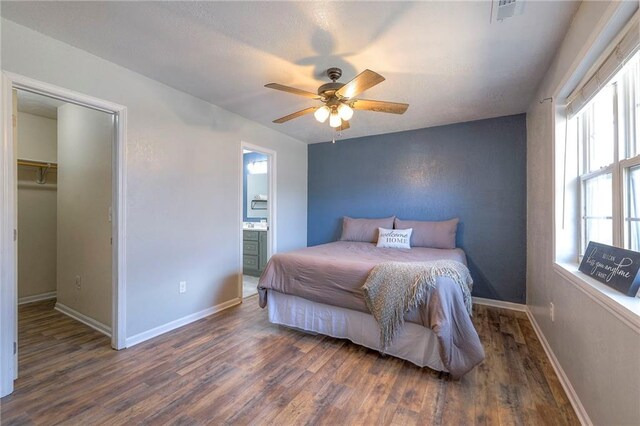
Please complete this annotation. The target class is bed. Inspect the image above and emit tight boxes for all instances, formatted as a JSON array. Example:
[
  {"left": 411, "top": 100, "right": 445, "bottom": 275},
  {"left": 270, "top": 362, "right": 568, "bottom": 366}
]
[{"left": 257, "top": 241, "right": 485, "bottom": 378}]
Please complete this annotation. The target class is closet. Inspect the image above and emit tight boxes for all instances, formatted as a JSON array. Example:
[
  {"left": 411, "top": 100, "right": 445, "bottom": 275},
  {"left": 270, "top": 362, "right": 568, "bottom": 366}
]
[{"left": 16, "top": 90, "right": 114, "bottom": 333}]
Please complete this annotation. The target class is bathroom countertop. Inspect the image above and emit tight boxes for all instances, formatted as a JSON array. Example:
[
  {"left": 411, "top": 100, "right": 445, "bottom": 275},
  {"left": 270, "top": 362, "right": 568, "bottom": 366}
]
[{"left": 243, "top": 223, "right": 267, "bottom": 231}]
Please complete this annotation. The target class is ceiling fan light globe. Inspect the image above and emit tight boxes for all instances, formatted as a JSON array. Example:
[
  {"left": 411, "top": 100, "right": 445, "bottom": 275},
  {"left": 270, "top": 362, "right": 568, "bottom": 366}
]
[
  {"left": 337, "top": 103, "right": 353, "bottom": 121},
  {"left": 329, "top": 112, "right": 341, "bottom": 128},
  {"left": 314, "top": 106, "right": 330, "bottom": 123}
]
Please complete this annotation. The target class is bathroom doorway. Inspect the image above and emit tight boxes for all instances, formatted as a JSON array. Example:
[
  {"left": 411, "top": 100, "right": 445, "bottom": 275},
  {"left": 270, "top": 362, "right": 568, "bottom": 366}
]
[{"left": 239, "top": 143, "right": 276, "bottom": 299}]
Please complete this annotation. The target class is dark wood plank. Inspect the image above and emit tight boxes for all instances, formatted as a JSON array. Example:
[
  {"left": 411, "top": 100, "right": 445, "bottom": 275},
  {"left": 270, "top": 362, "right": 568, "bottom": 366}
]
[{"left": 0, "top": 299, "right": 580, "bottom": 425}]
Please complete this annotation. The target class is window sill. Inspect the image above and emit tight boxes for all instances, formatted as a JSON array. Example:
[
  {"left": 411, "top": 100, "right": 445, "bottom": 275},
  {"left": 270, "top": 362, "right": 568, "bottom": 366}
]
[{"left": 554, "top": 262, "right": 640, "bottom": 334}]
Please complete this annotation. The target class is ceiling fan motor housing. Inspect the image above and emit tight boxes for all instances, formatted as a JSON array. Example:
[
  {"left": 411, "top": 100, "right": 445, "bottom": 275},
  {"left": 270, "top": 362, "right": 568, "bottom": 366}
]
[
  {"left": 317, "top": 82, "right": 345, "bottom": 98},
  {"left": 320, "top": 67, "right": 348, "bottom": 101}
]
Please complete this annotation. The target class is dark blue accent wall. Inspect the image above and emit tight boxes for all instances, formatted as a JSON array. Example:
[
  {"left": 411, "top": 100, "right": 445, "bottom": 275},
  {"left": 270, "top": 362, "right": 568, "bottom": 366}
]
[
  {"left": 243, "top": 152, "right": 267, "bottom": 222},
  {"left": 308, "top": 114, "right": 527, "bottom": 303}
]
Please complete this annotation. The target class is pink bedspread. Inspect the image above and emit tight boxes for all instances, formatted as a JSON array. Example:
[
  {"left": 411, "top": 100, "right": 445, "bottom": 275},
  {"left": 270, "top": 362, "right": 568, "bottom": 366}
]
[
  {"left": 258, "top": 241, "right": 466, "bottom": 317},
  {"left": 257, "top": 241, "right": 485, "bottom": 378}
]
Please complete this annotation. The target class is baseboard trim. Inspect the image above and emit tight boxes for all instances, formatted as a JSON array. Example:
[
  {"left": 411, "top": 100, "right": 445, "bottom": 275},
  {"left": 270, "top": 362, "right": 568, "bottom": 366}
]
[
  {"left": 525, "top": 307, "right": 591, "bottom": 426},
  {"left": 125, "top": 297, "right": 242, "bottom": 348},
  {"left": 472, "top": 296, "right": 527, "bottom": 312},
  {"left": 18, "top": 291, "right": 57, "bottom": 305},
  {"left": 54, "top": 302, "right": 111, "bottom": 337}
]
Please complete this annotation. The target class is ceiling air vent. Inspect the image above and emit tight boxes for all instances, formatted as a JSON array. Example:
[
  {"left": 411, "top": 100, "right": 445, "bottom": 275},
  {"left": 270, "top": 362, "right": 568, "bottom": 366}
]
[{"left": 492, "top": 0, "right": 525, "bottom": 22}]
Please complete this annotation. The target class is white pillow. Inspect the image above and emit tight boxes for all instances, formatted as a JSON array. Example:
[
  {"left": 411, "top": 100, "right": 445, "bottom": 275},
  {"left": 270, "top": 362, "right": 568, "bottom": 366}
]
[{"left": 376, "top": 227, "right": 412, "bottom": 249}]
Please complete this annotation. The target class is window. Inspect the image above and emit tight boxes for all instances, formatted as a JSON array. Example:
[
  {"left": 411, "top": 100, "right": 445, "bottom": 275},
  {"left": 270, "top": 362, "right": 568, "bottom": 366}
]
[
  {"left": 553, "top": 17, "right": 640, "bottom": 326},
  {"left": 573, "top": 51, "right": 640, "bottom": 254}
]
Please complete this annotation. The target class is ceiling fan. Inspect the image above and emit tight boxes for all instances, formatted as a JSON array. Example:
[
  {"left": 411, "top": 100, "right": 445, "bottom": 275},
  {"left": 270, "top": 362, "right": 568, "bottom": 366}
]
[{"left": 265, "top": 67, "right": 409, "bottom": 132}]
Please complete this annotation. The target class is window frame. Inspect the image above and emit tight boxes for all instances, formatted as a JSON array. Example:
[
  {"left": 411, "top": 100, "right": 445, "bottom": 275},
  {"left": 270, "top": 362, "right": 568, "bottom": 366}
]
[
  {"left": 551, "top": 8, "right": 640, "bottom": 335},
  {"left": 579, "top": 167, "right": 614, "bottom": 254},
  {"left": 576, "top": 62, "right": 640, "bottom": 256},
  {"left": 623, "top": 157, "right": 640, "bottom": 249}
]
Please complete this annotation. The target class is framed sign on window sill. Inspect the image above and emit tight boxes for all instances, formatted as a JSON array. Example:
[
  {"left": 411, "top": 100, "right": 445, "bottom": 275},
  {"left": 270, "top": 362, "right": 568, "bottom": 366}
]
[{"left": 578, "top": 242, "right": 640, "bottom": 297}]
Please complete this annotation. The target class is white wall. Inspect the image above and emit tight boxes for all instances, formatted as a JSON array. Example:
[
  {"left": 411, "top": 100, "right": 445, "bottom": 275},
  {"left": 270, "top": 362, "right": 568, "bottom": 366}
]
[
  {"left": 17, "top": 112, "right": 57, "bottom": 299},
  {"left": 527, "top": 2, "right": 640, "bottom": 424},
  {"left": 1, "top": 18, "right": 307, "bottom": 338},
  {"left": 17, "top": 112, "right": 56, "bottom": 162},
  {"left": 56, "top": 104, "right": 112, "bottom": 327}
]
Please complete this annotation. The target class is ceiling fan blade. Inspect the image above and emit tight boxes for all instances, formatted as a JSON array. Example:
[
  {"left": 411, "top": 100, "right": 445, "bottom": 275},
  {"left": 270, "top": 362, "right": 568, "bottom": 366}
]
[
  {"left": 336, "top": 70, "right": 385, "bottom": 99},
  {"left": 272, "top": 107, "right": 318, "bottom": 124},
  {"left": 336, "top": 120, "right": 350, "bottom": 131},
  {"left": 265, "top": 83, "right": 321, "bottom": 99},
  {"left": 351, "top": 99, "right": 409, "bottom": 114}
]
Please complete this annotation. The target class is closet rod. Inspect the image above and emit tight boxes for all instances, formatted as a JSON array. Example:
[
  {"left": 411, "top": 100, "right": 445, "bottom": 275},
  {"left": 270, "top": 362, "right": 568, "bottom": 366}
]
[{"left": 17, "top": 159, "right": 58, "bottom": 169}]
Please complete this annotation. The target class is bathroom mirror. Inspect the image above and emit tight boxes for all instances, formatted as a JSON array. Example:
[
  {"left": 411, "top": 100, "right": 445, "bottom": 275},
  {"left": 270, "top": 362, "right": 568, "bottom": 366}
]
[{"left": 246, "top": 173, "right": 267, "bottom": 219}]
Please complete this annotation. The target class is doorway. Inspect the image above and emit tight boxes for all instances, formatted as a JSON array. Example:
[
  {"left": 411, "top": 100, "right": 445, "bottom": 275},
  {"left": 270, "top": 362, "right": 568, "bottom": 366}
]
[
  {"left": 240, "top": 143, "right": 276, "bottom": 300},
  {"left": 0, "top": 74, "right": 127, "bottom": 398},
  {"left": 16, "top": 88, "right": 113, "bottom": 322}
]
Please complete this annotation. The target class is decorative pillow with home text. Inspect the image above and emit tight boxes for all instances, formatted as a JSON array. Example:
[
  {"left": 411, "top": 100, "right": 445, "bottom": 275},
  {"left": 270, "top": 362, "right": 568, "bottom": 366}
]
[{"left": 376, "top": 227, "right": 412, "bottom": 249}]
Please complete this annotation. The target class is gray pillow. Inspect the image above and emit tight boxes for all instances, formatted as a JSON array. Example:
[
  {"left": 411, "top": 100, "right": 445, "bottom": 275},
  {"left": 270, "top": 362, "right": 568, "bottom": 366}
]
[
  {"left": 394, "top": 218, "right": 459, "bottom": 249},
  {"left": 340, "top": 216, "right": 395, "bottom": 243}
]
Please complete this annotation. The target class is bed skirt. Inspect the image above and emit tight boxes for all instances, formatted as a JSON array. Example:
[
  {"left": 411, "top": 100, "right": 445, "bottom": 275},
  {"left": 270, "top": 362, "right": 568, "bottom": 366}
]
[{"left": 266, "top": 290, "right": 446, "bottom": 372}]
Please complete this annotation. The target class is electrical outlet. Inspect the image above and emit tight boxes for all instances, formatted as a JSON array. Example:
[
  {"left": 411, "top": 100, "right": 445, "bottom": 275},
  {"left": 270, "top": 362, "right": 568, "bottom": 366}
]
[
  {"left": 179, "top": 281, "right": 187, "bottom": 294},
  {"left": 75, "top": 275, "right": 82, "bottom": 291},
  {"left": 549, "top": 302, "right": 555, "bottom": 322}
]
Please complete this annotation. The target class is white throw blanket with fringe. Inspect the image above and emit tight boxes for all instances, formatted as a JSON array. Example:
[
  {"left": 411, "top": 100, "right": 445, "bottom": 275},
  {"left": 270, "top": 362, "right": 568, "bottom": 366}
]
[{"left": 362, "top": 260, "right": 473, "bottom": 351}]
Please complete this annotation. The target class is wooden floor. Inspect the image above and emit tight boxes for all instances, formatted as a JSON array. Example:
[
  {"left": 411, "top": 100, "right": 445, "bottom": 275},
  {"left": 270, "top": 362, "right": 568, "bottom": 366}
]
[{"left": 0, "top": 298, "right": 579, "bottom": 425}]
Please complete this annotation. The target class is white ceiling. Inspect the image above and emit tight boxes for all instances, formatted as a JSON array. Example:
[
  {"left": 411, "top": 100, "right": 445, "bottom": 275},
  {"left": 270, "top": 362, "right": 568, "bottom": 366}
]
[
  {"left": 2, "top": 1, "right": 579, "bottom": 143},
  {"left": 16, "top": 90, "right": 65, "bottom": 120}
]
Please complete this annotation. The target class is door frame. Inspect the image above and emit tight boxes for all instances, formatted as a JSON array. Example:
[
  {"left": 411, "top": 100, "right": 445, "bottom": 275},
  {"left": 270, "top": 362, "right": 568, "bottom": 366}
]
[
  {"left": 0, "top": 72, "right": 128, "bottom": 397},
  {"left": 238, "top": 142, "right": 277, "bottom": 299}
]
